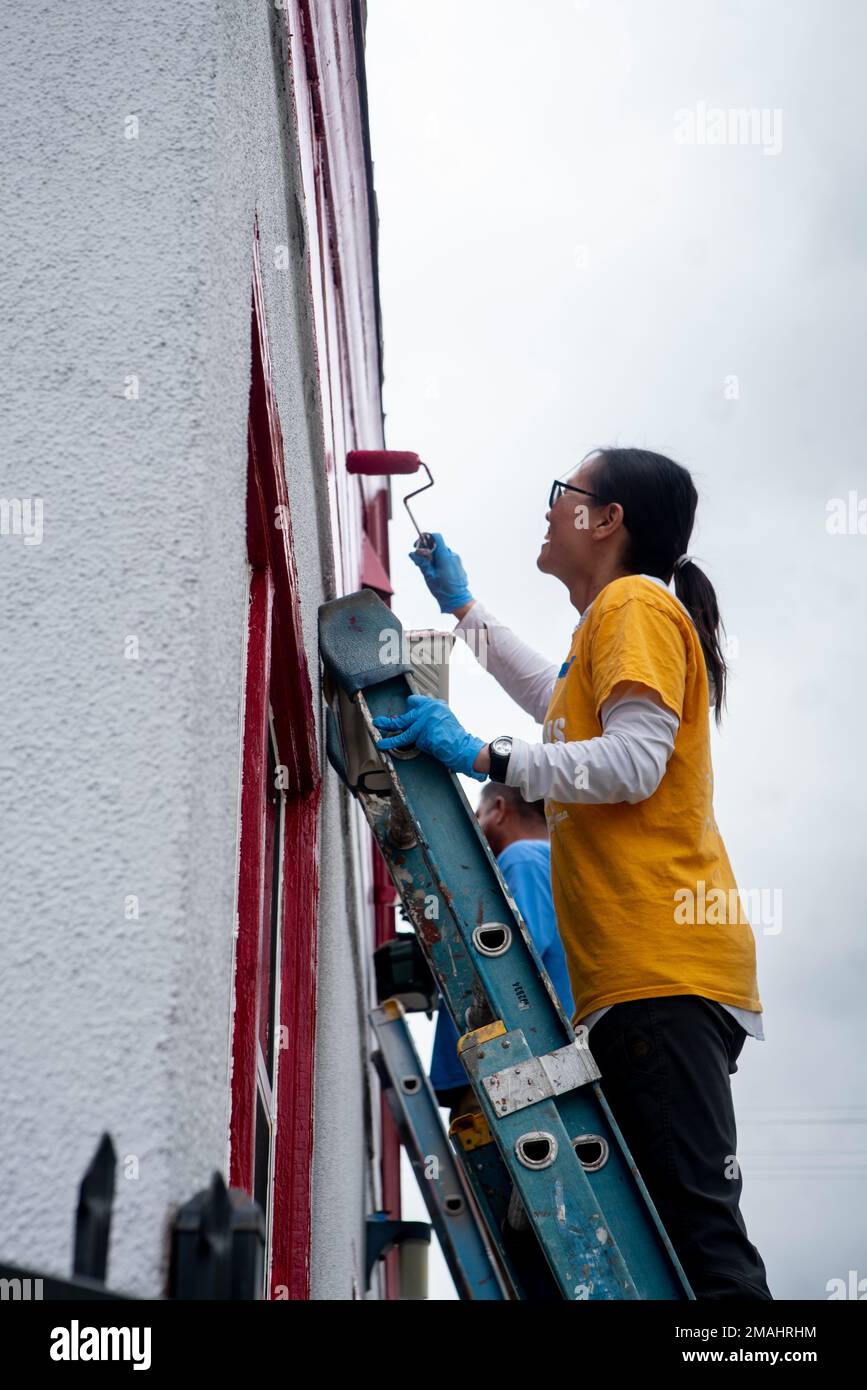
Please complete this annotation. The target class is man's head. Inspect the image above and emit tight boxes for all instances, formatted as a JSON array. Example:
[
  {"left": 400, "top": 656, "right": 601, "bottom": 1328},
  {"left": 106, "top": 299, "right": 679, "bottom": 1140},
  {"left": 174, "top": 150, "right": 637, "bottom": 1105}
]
[{"left": 475, "top": 782, "right": 548, "bottom": 857}]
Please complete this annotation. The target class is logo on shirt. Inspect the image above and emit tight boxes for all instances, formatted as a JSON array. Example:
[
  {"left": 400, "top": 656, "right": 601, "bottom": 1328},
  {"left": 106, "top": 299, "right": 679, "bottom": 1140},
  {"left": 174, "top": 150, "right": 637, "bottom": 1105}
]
[{"left": 557, "top": 655, "right": 576, "bottom": 679}]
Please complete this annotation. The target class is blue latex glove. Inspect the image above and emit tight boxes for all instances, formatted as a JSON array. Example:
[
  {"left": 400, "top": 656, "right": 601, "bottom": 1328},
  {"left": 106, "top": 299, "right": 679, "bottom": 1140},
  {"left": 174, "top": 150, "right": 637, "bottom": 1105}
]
[
  {"left": 409, "top": 532, "right": 474, "bottom": 615},
  {"left": 372, "top": 694, "right": 487, "bottom": 781}
]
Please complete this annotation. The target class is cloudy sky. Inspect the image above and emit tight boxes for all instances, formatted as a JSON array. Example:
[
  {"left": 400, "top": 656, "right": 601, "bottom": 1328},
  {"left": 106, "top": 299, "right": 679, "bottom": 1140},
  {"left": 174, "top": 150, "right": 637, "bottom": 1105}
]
[{"left": 365, "top": 0, "right": 867, "bottom": 1300}]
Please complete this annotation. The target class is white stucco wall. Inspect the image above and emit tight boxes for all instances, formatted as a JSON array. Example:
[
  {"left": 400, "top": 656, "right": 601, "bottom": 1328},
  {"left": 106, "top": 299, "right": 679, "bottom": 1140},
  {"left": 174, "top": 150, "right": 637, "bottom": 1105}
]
[{"left": 0, "top": 1, "right": 382, "bottom": 1298}]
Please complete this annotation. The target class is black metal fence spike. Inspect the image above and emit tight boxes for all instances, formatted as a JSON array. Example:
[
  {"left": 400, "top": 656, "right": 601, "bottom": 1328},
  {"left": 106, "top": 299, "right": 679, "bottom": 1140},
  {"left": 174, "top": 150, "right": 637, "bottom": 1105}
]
[
  {"left": 199, "top": 1173, "right": 234, "bottom": 1299},
  {"left": 73, "top": 1131, "right": 117, "bottom": 1282}
]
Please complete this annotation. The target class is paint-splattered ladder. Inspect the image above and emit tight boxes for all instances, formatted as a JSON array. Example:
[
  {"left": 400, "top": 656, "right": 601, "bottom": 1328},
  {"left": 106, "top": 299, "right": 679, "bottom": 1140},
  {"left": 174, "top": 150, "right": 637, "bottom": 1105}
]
[{"left": 319, "top": 587, "right": 694, "bottom": 1302}]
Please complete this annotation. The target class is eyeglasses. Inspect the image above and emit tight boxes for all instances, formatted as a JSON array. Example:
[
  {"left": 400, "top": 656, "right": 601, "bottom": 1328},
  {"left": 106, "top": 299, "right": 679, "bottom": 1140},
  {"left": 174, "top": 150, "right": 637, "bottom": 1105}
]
[{"left": 548, "top": 478, "right": 605, "bottom": 510}]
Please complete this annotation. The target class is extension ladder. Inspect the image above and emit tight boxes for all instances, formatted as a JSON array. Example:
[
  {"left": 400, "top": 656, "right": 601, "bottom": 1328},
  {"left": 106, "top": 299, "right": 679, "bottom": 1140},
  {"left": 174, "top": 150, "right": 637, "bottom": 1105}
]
[{"left": 319, "top": 588, "right": 694, "bottom": 1302}]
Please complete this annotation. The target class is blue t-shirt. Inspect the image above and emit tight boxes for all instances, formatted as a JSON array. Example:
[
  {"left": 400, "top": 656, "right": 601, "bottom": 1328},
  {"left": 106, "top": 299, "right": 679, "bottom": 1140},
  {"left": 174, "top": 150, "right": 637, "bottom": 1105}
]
[{"left": 428, "top": 838, "right": 574, "bottom": 1092}]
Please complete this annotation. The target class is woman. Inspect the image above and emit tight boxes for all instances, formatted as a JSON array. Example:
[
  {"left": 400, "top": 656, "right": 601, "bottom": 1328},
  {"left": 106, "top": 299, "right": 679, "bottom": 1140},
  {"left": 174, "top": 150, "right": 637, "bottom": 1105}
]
[{"left": 373, "top": 446, "right": 772, "bottom": 1301}]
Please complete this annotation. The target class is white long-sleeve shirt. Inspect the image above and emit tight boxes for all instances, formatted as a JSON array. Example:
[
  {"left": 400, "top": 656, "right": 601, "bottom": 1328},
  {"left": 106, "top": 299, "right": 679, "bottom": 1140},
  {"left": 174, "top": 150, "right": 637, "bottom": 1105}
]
[{"left": 453, "top": 581, "right": 764, "bottom": 1041}]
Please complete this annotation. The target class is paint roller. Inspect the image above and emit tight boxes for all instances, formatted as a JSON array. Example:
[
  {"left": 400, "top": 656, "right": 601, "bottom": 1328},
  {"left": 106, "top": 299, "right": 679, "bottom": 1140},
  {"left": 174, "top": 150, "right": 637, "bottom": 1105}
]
[{"left": 346, "top": 450, "right": 436, "bottom": 556}]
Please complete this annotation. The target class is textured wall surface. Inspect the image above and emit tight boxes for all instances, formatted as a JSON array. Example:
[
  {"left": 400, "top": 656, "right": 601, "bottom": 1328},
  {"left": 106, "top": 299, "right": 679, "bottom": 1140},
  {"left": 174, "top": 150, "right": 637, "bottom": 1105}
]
[{"left": 0, "top": 2, "right": 380, "bottom": 1298}]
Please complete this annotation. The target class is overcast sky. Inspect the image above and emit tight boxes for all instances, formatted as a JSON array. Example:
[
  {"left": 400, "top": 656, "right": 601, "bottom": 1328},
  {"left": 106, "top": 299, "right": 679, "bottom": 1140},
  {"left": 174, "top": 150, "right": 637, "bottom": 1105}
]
[{"left": 365, "top": 0, "right": 867, "bottom": 1300}]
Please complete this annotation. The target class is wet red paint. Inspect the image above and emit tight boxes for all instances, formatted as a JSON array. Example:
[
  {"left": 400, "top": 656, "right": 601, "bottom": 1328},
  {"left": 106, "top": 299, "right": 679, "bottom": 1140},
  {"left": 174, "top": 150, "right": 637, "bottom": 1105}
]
[{"left": 230, "top": 224, "right": 320, "bottom": 1301}]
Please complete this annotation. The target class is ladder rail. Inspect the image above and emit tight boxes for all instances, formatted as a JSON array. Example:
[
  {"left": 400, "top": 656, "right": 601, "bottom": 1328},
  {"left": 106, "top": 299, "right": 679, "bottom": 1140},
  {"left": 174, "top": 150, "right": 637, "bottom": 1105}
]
[{"left": 370, "top": 999, "right": 510, "bottom": 1300}]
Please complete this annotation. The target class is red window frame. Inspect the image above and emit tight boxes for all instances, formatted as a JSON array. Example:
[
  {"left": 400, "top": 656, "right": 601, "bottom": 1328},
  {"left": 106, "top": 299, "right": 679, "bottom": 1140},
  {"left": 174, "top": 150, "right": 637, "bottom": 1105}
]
[{"left": 230, "top": 225, "right": 321, "bottom": 1299}]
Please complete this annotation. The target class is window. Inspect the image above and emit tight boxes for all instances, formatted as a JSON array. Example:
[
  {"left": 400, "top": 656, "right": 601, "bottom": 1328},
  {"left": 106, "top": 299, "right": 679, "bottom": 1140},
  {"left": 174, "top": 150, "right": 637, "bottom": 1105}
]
[{"left": 230, "top": 224, "right": 320, "bottom": 1299}]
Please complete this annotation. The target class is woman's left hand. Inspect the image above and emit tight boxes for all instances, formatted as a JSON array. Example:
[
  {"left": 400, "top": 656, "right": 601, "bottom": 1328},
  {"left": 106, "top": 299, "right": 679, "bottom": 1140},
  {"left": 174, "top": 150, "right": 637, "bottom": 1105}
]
[{"left": 372, "top": 694, "right": 487, "bottom": 781}]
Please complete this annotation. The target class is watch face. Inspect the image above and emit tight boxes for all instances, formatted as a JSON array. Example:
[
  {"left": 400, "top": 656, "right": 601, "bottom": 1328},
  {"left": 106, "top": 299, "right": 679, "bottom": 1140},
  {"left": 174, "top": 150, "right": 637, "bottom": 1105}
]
[{"left": 492, "top": 737, "right": 512, "bottom": 756}]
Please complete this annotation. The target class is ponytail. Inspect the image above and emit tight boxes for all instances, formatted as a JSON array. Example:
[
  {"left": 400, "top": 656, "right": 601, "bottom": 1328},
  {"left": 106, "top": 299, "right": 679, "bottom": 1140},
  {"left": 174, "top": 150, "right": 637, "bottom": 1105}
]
[{"left": 672, "top": 558, "right": 727, "bottom": 726}]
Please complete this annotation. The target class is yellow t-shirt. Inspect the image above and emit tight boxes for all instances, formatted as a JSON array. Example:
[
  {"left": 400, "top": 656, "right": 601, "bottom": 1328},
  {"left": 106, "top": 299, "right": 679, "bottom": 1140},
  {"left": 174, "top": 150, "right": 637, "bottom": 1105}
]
[{"left": 542, "top": 574, "right": 762, "bottom": 1027}]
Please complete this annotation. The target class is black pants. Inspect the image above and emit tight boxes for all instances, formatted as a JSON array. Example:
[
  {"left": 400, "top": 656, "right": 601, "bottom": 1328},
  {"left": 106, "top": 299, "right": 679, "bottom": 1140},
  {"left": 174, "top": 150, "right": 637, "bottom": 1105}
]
[{"left": 588, "top": 994, "right": 772, "bottom": 1300}]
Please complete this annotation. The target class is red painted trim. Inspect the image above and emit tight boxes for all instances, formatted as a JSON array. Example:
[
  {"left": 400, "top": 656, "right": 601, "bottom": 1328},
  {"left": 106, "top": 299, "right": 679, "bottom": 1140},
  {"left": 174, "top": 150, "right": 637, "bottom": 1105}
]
[
  {"left": 231, "top": 568, "right": 274, "bottom": 1196},
  {"left": 231, "top": 225, "right": 321, "bottom": 1299},
  {"left": 360, "top": 531, "right": 393, "bottom": 595},
  {"left": 271, "top": 785, "right": 320, "bottom": 1294},
  {"left": 249, "top": 238, "right": 319, "bottom": 794}
]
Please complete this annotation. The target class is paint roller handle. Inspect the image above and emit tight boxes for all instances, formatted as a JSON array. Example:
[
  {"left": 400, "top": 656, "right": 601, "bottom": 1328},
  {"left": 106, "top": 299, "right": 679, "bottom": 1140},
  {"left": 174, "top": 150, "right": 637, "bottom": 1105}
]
[
  {"left": 412, "top": 531, "right": 436, "bottom": 557},
  {"left": 408, "top": 532, "right": 475, "bottom": 615}
]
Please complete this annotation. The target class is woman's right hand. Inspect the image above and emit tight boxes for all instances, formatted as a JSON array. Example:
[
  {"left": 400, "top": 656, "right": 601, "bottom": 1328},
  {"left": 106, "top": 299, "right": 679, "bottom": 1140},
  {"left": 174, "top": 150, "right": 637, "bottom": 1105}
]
[{"left": 408, "top": 532, "right": 475, "bottom": 615}]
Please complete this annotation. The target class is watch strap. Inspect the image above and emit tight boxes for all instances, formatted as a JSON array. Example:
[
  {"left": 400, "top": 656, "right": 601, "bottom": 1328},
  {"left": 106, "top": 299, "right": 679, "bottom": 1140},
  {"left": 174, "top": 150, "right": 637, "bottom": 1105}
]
[{"left": 488, "top": 736, "right": 512, "bottom": 783}]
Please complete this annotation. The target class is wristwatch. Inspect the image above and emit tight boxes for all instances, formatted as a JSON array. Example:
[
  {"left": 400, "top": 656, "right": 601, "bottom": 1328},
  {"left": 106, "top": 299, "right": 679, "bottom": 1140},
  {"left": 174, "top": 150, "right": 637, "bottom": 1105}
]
[{"left": 488, "top": 735, "right": 513, "bottom": 783}]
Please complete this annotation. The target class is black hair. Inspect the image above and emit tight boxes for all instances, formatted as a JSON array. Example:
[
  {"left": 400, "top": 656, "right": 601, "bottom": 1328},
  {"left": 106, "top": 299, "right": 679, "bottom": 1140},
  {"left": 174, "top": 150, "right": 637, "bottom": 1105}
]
[
  {"left": 479, "top": 782, "right": 547, "bottom": 823},
  {"left": 588, "top": 447, "right": 728, "bottom": 725}
]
